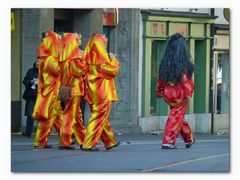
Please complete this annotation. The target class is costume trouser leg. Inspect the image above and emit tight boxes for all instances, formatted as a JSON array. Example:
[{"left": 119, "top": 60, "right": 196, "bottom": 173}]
[
  {"left": 101, "top": 120, "right": 117, "bottom": 148},
  {"left": 82, "top": 101, "right": 117, "bottom": 149},
  {"left": 180, "top": 121, "right": 193, "bottom": 143},
  {"left": 162, "top": 101, "right": 193, "bottom": 145},
  {"left": 59, "top": 96, "right": 85, "bottom": 147},
  {"left": 72, "top": 97, "right": 86, "bottom": 145},
  {"left": 53, "top": 116, "right": 61, "bottom": 136},
  {"left": 34, "top": 99, "right": 60, "bottom": 146}
]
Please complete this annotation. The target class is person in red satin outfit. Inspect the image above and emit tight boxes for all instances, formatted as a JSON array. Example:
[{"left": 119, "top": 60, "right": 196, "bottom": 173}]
[{"left": 156, "top": 33, "right": 195, "bottom": 149}]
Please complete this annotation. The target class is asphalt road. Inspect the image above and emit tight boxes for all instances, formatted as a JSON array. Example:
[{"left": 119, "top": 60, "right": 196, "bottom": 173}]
[{"left": 11, "top": 133, "right": 230, "bottom": 172}]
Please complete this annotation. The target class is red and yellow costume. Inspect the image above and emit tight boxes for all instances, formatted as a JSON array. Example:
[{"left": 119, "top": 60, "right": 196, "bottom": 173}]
[
  {"left": 58, "top": 33, "right": 86, "bottom": 147},
  {"left": 156, "top": 72, "right": 194, "bottom": 145},
  {"left": 32, "top": 30, "right": 61, "bottom": 147},
  {"left": 82, "top": 34, "right": 120, "bottom": 149}
]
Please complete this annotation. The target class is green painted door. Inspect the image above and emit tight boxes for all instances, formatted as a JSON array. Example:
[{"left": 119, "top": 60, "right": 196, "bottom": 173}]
[
  {"left": 194, "top": 39, "right": 209, "bottom": 113},
  {"left": 103, "top": 26, "right": 110, "bottom": 52},
  {"left": 151, "top": 40, "right": 168, "bottom": 116}
]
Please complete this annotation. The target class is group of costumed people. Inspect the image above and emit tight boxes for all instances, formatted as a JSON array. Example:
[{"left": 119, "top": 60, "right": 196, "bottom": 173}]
[
  {"left": 30, "top": 30, "right": 195, "bottom": 151},
  {"left": 32, "top": 30, "right": 120, "bottom": 151}
]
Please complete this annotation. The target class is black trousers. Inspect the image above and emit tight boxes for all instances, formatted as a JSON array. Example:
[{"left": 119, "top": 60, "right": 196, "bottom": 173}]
[
  {"left": 24, "top": 116, "right": 34, "bottom": 136},
  {"left": 80, "top": 97, "right": 86, "bottom": 124}
]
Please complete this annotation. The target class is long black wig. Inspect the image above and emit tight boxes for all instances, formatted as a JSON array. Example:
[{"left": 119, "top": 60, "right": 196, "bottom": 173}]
[{"left": 158, "top": 33, "right": 195, "bottom": 84}]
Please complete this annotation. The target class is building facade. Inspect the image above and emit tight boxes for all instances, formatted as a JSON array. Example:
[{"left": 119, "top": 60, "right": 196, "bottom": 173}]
[
  {"left": 139, "top": 9, "right": 217, "bottom": 133},
  {"left": 11, "top": 8, "right": 229, "bottom": 135},
  {"left": 11, "top": 8, "right": 141, "bottom": 134},
  {"left": 138, "top": 8, "right": 229, "bottom": 134},
  {"left": 212, "top": 8, "right": 230, "bottom": 133}
]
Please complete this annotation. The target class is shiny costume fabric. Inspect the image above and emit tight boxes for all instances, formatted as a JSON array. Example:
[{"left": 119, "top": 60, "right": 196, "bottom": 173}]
[
  {"left": 82, "top": 34, "right": 120, "bottom": 149},
  {"left": 83, "top": 34, "right": 119, "bottom": 104},
  {"left": 58, "top": 33, "right": 86, "bottom": 147},
  {"left": 32, "top": 30, "right": 61, "bottom": 146},
  {"left": 156, "top": 73, "right": 194, "bottom": 145}
]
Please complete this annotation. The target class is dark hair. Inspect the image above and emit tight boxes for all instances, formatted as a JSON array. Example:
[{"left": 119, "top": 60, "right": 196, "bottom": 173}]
[
  {"left": 158, "top": 33, "right": 195, "bottom": 83},
  {"left": 42, "top": 32, "right": 47, "bottom": 40}
]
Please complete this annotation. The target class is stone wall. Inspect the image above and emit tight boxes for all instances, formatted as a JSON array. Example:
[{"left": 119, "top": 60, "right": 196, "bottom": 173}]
[
  {"left": 139, "top": 113, "right": 221, "bottom": 134},
  {"left": 108, "top": 9, "right": 141, "bottom": 134}
]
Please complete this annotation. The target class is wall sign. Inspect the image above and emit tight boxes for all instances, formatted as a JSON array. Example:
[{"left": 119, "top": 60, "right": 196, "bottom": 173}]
[
  {"left": 11, "top": 11, "right": 15, "bottom": 31},
  {"left": 103, "top": 8, "right": 118, "bottom": 26}
]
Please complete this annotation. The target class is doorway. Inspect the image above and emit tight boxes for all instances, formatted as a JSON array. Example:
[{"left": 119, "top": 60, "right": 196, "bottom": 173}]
[
  {"left": 214, "top": 52, "right": 230, "bottom": 114},
  {"left": 150, "top": 40, "right": 168, "bottom": 115}
]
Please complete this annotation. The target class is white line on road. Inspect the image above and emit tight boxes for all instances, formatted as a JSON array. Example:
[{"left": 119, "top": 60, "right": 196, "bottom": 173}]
[{"left": 142, "top": 153, "right": 229, "bottom": 172}]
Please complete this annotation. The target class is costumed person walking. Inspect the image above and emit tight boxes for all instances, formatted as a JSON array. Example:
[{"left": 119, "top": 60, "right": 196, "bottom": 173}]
[
  {"left": 58, "top": 33, "right": 86, "bottom": 150},
  {"left": 156, "top": 33, "right": 195, "bottom": 149},
  {"left": 32, "top": 30, "right": 62, "bottom": 149},
  {"left": 81, "top": 34, "right": 120, "bottom": 151},
  {"left": 22, "top": 57, "right": 40, "bottom": 138}
]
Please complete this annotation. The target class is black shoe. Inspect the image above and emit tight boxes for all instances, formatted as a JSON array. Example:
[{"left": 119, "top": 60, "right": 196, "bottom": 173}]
[
  {"left": 162, "top": 144, "right": 177, "bottom": 149},
  {"left": 70, "top": 141, "right": 76, "bottom": 145},
  {"left": 106, "top": 141, "right": 120, "bottom": 150},
  {"left": 58, "top": 146, "right": 76, "bottom": 150},
  {"left": 34, "top": 145, "right": 52, "bottom": 149},
  {"left": 185, "top": 139, "right": 195, "bottom": 149},
  {"left": 81, "top": 147, "right": 99, "bottom": 152},
  {"left": 22, "top": 132, "right": 31, "bottom": 138}
]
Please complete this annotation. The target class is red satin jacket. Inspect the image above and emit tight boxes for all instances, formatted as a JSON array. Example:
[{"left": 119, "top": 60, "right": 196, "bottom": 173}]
[{"left": 156, "top": 73, "right": 194, "bottom": 107}]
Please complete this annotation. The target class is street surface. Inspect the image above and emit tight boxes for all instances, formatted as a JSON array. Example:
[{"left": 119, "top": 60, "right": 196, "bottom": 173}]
[{"left": 11, "top": 133, "right": 229, "bottom": 172}]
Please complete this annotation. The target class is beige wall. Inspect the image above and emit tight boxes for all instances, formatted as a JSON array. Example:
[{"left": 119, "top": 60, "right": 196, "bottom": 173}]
[{"left": 11, "top": 9, "right": 21, "bottom": 101}]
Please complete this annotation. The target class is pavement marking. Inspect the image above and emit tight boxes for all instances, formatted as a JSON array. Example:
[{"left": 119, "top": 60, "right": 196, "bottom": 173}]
[{"left": 142, "top": 153, "right": 229, "bottom": 172}]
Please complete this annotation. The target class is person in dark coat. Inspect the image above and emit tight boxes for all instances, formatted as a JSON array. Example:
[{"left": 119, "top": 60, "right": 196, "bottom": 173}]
[{"left": 22, "top": 58, "right": 39, "bottom": 138}]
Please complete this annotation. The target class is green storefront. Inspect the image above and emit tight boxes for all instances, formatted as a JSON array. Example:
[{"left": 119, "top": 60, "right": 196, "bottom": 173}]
[{"left": 141, "top": 10, "right": 216, "bottom": 120}]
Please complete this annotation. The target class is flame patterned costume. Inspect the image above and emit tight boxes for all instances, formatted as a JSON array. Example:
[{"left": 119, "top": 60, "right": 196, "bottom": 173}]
[
  {"left": 82, "top": 34, "right": 120, "bottom": 149},
  {"left": 58, "top": 33, "right": 86, "bottom": 148},
  {"left": 156, "top": 72, "right": 194, "bottom": 145},
  {"left": 32, "top": 30, "right": 61, "bottom": 147}
]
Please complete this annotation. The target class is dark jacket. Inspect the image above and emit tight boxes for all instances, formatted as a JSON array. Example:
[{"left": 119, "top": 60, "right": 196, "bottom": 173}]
[{"left": 23, "top": 62, "right": 38, "bottom": 116}]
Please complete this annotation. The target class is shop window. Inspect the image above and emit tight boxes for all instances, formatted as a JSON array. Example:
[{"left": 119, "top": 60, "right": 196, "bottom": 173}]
[
  {"left": 215, "top": 53, "right": 230, "bottom": 114},
  {"left": 216, "top": 54, "right": 222, "bottom": 114}
]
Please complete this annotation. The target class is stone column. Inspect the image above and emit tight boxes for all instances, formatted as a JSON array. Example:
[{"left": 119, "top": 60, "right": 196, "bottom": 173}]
[
  {"left": 108, "top": 9, "right": 141, "bottom": 134},
  {"left": 21, "top": 9, "right": 54, "bottom": 129}
]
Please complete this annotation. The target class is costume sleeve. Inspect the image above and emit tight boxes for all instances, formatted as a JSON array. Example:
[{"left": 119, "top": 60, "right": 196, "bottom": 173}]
[
  {"left": 156, "top": 77, "right": 165, "bottom": 98},
  {"left": 181, "top": 73, "right": 194, "bottom": 98},
  {"left": 46, "top": 57, "right": 60, "bottom": 78},
  {"left": 98, "top": 57, "right": 120, "bottom": 79},
  {"left": 70, "top": 58, "right": 85, "bottom": 78}
]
